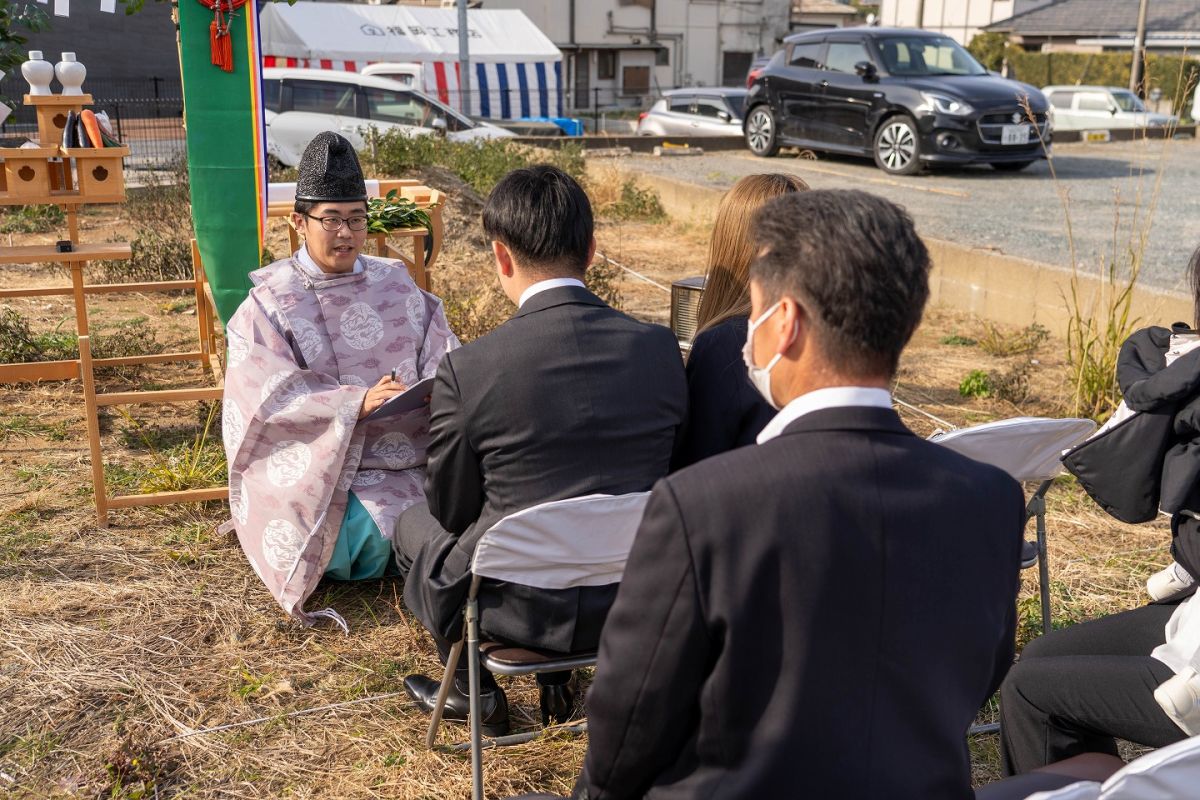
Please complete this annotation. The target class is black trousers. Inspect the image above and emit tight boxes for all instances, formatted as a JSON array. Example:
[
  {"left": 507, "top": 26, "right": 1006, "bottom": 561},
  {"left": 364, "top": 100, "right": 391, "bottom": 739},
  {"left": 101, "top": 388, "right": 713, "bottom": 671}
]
[
  {"left": 999, "top": 602, "right": 1185, "bottom": 775},
  {"left": 395, "top": 503, "right": 570, "bottom": 690}
]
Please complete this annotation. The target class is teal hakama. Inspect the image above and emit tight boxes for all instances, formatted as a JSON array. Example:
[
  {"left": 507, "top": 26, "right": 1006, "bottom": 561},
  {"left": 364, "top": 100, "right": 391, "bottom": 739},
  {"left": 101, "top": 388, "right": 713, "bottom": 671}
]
[{"left": 325, "top": 491, "right": 394, "bottom": 581}]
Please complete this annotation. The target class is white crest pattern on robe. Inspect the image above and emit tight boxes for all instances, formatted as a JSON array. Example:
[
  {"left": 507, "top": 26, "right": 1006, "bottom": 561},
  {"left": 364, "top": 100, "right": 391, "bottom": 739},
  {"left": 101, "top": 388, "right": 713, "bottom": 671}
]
[{"left": 221, "top": 253, "right": 459, "bottom": 625}]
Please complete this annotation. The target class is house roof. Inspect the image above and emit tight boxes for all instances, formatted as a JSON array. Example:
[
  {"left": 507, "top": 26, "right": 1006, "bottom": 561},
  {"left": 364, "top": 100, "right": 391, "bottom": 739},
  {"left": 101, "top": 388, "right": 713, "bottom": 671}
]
[
  {"left": 792, "top": 0, "right": 858, "bottom": 16},
  {"left": 987, "top": 0, "right": 1200, "bottom": 36}
]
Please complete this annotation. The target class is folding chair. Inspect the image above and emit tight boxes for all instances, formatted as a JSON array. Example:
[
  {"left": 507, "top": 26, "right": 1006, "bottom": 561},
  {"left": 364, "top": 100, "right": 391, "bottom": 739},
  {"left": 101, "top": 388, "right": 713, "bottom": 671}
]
[
  {"left": 931, "top": 416, "right": 1097, "bottom": 637},
  {"left": 423, "top": 492, "right": 652, "bottom": 800}
]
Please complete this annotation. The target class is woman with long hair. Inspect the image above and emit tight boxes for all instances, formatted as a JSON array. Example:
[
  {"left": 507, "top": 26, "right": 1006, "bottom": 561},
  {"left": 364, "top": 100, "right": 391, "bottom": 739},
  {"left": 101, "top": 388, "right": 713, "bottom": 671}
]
[{"left": 674, "top": 173, "right": 809, "bottom": 468}]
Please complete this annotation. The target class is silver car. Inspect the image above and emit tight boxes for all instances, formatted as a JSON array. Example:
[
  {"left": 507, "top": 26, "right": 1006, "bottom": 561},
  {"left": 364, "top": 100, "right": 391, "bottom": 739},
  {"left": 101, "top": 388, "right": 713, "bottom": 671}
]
[{"left": 636, "top": 88, "right": 747, "bottom": 136}]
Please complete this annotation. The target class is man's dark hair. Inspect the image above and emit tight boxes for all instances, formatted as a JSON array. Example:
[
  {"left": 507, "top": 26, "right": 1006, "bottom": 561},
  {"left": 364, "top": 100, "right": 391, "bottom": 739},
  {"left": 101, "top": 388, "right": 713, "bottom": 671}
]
[
  {"left": 482, "top": 165, "right": 593, "bottom": 276},
  {"left": 750, "top": 189, "right": 930, "bottom": 377}
]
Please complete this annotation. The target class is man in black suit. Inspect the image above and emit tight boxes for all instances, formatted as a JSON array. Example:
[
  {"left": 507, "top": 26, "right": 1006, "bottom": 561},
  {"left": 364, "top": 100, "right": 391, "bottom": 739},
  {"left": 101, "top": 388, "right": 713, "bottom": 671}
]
[
  {"left": 570, "top": 190, "right": 1025, "bottom": 799},
  {"left": 396, "top": 165, "right": 687, "bottom": 737}
]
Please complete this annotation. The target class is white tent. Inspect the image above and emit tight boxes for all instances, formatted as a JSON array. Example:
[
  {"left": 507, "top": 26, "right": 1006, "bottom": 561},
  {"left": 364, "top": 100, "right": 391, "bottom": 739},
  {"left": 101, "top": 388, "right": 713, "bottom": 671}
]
[{"left": 259, "top": 3, "right": 563, "bottom": 120}]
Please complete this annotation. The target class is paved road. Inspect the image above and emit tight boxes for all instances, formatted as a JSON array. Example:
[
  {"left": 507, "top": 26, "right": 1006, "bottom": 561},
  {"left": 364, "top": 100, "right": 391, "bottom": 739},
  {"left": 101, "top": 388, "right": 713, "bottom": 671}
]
[{"left": 623, "top": 138, "right": 1200, "bottom": 293}]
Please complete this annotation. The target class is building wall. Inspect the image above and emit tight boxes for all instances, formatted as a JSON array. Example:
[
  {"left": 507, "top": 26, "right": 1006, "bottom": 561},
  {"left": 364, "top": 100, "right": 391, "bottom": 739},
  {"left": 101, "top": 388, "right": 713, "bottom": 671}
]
[
  {"left": 486, "top": 0, "right": 791, "bottom": 95},
  {"left": 22, "top": 1, "right": 179, "bottom": 83},
  {"left": 877, "top": 0, "right": 1055, "bottom": 45}
]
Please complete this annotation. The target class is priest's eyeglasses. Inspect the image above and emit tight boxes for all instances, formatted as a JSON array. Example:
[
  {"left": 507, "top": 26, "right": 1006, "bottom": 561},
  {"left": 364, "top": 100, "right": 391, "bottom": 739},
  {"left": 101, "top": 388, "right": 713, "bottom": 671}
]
[{"left": 304, "top": 214, "right": 369, "bottom": 232}]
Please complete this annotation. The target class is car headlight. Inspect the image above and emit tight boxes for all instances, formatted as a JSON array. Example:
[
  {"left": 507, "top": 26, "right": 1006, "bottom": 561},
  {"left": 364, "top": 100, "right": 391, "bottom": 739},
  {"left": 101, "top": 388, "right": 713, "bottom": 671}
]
[{"left": 921, "top": 92, "right": 974, "bottom": 117}]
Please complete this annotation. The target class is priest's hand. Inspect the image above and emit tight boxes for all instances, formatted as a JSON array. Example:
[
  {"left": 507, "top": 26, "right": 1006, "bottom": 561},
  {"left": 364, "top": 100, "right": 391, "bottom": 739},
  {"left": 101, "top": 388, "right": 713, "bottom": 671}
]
[{"left": 359, "top": 374, "right": 407, "bottom": 419}]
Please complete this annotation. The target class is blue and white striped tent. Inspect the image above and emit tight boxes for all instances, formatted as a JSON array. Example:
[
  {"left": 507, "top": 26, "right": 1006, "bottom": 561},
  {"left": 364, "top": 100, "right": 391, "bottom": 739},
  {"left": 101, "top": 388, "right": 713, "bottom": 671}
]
[{"left": 260, "top": 3, "right": 563, "bottom": 121}]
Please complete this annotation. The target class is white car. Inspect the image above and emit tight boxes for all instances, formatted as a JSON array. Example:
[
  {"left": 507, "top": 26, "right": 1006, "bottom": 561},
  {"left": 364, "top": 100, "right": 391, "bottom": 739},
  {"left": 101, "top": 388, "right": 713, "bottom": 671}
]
[
  {"left": 636, "top": 88, "right": 747, "bottom": 136},
  {"left": 262, "top": 67, "right": 515, "bottom": 167},
  {"left": 1043, "top": 85, "right": 1178, "bottom": 132}
]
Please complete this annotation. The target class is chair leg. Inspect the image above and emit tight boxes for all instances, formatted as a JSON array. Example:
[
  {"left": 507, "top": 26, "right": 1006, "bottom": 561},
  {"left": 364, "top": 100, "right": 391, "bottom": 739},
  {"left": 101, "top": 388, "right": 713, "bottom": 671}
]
[
  {"left": 467, "top": 595, "right": 484, "bottom": 800},
  {"left": 425, "top": 638, "right": 464, "bottom": 749},
  {"left": 1032, "top": 480, "right": 1053, "bottom": 635}
]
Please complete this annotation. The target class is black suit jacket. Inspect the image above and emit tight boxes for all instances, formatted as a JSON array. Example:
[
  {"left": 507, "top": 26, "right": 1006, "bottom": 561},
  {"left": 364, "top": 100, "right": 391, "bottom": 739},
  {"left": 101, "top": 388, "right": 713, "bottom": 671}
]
[
  {"left": 578, "top": 406, "right": 1024, "bottom": 799},
  {"left": 403, "top": 285, "right": 688, "bottom": 652},
  {"left": 675, "top": 316, "right": 775, "bottom": 469}
]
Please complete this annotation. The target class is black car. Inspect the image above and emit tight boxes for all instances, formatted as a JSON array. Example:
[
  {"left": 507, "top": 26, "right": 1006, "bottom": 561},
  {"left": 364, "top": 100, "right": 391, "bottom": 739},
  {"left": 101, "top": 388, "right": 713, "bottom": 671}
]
[{"left": 744, "top": 28, "right": 1050, "bottom": 174}]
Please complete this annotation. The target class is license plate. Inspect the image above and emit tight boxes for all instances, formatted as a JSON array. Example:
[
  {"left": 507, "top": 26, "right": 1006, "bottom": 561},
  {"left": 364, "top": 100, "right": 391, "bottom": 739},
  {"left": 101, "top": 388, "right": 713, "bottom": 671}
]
[{"left": 1001, "top": 123, "right": 1031, "bottom": 145}]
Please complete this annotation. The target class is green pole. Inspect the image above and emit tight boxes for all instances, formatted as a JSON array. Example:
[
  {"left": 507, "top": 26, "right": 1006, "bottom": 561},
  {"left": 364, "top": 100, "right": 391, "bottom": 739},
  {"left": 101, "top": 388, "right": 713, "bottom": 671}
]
[{"left": 177, "top": 0, "right": 265, "bottom": 324}]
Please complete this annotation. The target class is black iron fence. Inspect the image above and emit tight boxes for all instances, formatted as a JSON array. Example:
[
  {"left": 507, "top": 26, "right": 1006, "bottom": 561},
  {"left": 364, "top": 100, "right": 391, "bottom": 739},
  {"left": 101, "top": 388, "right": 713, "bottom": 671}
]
[{"left": 0, "top": 76, "right": 185, "bottom": 171}]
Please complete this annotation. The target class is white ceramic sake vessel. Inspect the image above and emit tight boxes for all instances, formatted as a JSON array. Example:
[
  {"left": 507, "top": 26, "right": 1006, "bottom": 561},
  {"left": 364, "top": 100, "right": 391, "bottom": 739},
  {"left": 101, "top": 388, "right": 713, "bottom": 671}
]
[
  {"left": 22, "top": 51, "right": 54, "bottom": 96},
  {"left": 55, "top": 52, "right": 86, "bottom": 96}
]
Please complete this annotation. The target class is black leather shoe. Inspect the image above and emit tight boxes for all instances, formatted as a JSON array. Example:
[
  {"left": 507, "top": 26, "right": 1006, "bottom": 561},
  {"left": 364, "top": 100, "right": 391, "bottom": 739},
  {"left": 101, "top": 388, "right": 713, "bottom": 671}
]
[
  {"left": 403, "top": 673, "right": 510, "bottom": 737},
  {"left": 539, "top": 681, "right": 576, "bottom": 727}
]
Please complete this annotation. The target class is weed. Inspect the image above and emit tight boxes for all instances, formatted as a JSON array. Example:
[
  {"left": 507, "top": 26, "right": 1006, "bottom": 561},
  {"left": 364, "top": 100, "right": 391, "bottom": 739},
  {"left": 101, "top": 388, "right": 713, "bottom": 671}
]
[
  {"left": 978, "top": 323, "right": 1048, "bottom": 358},
  {"left": 0, "top": 518, "right": 53, "bottom": 563},
  {"left": 102, "top": 737, "right": 167, "bottom": 800},
  {"left": 588, "top": 167, "right": 666, "bottom": 221},
  {"left": 959, "top": 369, "right": 993, "bottom": 399},
  {"left": 940, "top": 333, "right": 977, "bottom": 347},
  {"left": 159, "top": 297, "right": 194, "bottom": 315},
  {"left": 116, "top": 404, "right": 227, "bottom": 494},
  {"left": 96, "top": 161, "right": 194, "bottom": 284},
  {"left": 364, "top": 129, "right": 585, "bottom": 196},
  {"left": 0, "top": 203, "right": 63, "bottom": 234},
  {"left": 0, "top": 309, "right": 164, "bottom": 376},
  {"left": 990, "top": 363, "right": 1032, "bottom": 405},
  {"left": 0, "top": 414, "right": 68, "bottom": 441},
  {"left": 586, "top": 258, "right": 624, "bottom": 310}
]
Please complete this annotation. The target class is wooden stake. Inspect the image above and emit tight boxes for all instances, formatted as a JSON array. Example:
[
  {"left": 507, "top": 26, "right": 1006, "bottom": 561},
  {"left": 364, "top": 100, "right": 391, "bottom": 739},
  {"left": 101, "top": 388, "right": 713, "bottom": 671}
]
[{"left": 78, "top": 335, "right": 109, "bottom": 527}]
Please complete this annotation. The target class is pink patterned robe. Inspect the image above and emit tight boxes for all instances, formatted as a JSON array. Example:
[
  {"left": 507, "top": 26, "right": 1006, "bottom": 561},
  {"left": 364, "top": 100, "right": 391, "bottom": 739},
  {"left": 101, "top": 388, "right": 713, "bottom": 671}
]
[{"left": 220, "top": 253, "right": 459, "bottom": 629}]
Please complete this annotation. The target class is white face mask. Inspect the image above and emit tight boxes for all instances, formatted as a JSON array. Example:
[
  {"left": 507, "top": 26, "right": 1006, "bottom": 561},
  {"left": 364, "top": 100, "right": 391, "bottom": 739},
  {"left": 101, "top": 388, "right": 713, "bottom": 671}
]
[{"left": 743, "top": 300, "right": 785, "bottom": 410}]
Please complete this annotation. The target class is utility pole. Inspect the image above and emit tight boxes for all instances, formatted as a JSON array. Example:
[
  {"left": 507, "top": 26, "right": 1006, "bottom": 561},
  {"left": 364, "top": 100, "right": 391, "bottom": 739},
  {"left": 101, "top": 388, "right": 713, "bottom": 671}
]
[
  {"left": 915, "top": 0, "right": 926, "bottom": 29},
  {"left": 1130, "top": 0, "right": 1150, "bottom": 96},
  {"left": 457, "top": 0, "right": 471, "bottom": 115}
]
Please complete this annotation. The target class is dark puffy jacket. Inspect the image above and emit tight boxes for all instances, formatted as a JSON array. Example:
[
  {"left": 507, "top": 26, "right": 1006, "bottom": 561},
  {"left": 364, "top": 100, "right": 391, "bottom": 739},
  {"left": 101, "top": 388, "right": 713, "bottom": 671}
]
[{"left": 1064, "top": 324, "right": 1200, "bottom": 580}]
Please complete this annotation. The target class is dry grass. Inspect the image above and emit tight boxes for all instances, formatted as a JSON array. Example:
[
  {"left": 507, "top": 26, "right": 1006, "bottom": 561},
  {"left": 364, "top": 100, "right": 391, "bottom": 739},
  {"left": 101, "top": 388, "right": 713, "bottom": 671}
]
[{"left": 0, "top": 183, "right": 1174, "bottom": 798}]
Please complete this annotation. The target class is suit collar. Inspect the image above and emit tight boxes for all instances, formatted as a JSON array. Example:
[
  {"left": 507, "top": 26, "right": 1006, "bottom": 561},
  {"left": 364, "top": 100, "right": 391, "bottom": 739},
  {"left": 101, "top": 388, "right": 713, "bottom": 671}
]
[
  {"left": 775, "top": 405, "right": 913, "bottom": 439},
  {"left": 514, "top": 284, "right": 607, "bottom": 318}
]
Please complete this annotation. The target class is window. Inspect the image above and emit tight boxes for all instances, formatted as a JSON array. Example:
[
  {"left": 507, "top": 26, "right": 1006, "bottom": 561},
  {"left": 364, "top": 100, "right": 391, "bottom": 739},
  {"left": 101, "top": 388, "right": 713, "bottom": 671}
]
[
  {"left": 288, "top": 80, "right": 357, "bottom": 116},
  {"left": 669, "top": 97, "right": 693, "bottom": 113},
  {"left": 875, "top": 36, "right": 986, "bottom": 77},
  {"left": 363, "top": 87, "right": 469, "bottom": 132},
  {"left": 1111, "top": 90, "right": 1146, "bottom": 112},
  {"left": 1077, "top": 93, "right": 1111, "bottom": 112},
  {"left": 1047, "top": 91, "right": 1075, "bottom": 109},
  {"left": 598, "top": 51, "right": 616, "bottom": 81},
  {"left": 789, "top": 42, "right": 824, "bottom": 69},
  {"left": 694, "top": 99, "right": 730, "bottom": 119},
  {"left": 261, "top": 79, "right": 282, "bottom": 113},
  {"left": 825, "top": 42, "right": 871, "bottom": 74},
  {"left": 722, "top": 51, "right": 753, "bottom": 87}
]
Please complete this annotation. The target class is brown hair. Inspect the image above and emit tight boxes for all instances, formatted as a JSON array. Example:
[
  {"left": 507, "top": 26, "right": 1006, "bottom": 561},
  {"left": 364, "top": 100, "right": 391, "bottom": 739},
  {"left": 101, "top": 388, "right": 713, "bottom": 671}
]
[
  {"left": 1190, "top": 244, "right": 1200, "bottom": 329},
  {"left": 694, "top": 173, "right": 810, "bottom": 333}
]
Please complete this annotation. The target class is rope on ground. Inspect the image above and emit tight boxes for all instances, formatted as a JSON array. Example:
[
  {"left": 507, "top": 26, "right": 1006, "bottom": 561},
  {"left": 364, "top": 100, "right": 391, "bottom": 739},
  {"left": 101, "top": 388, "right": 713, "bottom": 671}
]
[
  {"left": 594, "top": 251, "right": 673, "bottom": 294},
  {"left": 154, "top": 691, "right": 411, "bottom": 746},
  {"left": 892, "top": 393, "right": 958, "bottom": 432}
]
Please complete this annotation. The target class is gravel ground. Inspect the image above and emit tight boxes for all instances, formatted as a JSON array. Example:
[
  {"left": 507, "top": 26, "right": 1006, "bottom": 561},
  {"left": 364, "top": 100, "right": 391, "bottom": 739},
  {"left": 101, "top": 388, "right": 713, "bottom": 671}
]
[{"left": 618, "top": 137, "right": 1200, "bottom": 293}]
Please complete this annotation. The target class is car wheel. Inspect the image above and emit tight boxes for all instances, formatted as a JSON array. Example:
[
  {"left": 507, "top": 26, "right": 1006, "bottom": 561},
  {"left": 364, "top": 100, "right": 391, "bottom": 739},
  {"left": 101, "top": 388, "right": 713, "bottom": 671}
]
[
  {"left": 990, "top": 161, "right": 1035, "bottom": 172},
  {"left": 744, "top": 105, "right": 780, "bottom": 158},
  {"left": 873, "top": 115, "right": 922, "bottom": 175}
]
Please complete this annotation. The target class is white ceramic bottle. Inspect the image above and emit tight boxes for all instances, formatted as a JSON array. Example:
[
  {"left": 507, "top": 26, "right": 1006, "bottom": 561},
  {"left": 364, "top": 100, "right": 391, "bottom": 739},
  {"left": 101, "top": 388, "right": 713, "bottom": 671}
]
[
  {"left": 55, "top": 52, "right": 86, "bottom": 96},
  {"left": 22, "top": 51, "right": 54, "bottom": 96}
]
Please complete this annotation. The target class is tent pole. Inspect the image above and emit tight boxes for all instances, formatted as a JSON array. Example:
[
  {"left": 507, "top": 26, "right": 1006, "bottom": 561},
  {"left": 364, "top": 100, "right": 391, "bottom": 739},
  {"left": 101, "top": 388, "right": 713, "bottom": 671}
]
[{"left": 457, "top": 0, "right": 471, "bottom": 115}]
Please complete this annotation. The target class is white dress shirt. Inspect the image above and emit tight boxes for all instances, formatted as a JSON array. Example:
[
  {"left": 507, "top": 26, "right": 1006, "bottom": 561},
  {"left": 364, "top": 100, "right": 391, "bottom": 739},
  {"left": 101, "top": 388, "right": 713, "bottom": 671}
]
[
  {"left": 296, "top": 244, "right": 363, "bottom": 278},
  {"left": 519, "top": 277, "right": 586, "bottom": 309},
  {"left": 756, "top": 386, "right": 894, "bottom": 444}
]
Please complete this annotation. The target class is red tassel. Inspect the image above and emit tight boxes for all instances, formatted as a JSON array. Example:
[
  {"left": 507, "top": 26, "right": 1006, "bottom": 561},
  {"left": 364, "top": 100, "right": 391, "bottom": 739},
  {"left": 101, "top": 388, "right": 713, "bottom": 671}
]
[{"left": 200, "top": 0, "right": 246, "bottom": 72}]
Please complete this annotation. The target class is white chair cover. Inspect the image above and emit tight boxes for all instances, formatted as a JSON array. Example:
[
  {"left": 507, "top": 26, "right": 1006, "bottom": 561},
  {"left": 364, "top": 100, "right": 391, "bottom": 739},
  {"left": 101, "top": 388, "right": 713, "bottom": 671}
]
[
  {"left": 1026, "top": 734, "right": 1200, "bottom": 799},
  {"left": 930, "top": 417, "right": 1097, "bottom": 483},
  {"left": 470, "top": 493, "right": 651, "bottom": 591}
]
